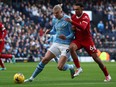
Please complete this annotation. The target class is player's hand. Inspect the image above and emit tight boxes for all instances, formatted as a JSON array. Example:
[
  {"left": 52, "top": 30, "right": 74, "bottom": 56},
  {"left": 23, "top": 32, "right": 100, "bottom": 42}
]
[
  {"left": 65, "top": 18, "right": 72, "bottom": 23},
  {"left": 72, "top": 25, "right": 76, "bottom": 31},
  {"left": 59, "top": 34, "right": 66, "bottom": 40}
]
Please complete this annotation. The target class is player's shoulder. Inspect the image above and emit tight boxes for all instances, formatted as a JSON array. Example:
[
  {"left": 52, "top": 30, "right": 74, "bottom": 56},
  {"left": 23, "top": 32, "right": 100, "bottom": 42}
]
[
  {"left": 52, "top": 17, "right": 58, "bottom": 25},
  {"left": 63, "top": 14, "right": 72, "bottom": 25},
  {"left": 63, "top": 14, "right": 70, "bottom": 19},
  {"left": 82, "top": 13, "right": 90, "bottom": 20},
  {"left": 52, "top": 17, "right": 57, "bottom": 21},
  {"left": 82, "top": 13, "right": 89, "bottom": 18}
]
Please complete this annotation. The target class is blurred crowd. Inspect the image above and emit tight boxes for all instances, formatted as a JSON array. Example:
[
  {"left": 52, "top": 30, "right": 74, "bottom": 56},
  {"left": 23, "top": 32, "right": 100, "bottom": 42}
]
[{"left": 0, "top": 0, "right": 116, "bottom": 61}]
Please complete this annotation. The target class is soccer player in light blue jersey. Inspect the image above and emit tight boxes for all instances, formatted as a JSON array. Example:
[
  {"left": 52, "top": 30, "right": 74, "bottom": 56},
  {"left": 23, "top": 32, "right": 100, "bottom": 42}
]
[{"left": 24, "top": 4, "right": 75, "bottom": 82}]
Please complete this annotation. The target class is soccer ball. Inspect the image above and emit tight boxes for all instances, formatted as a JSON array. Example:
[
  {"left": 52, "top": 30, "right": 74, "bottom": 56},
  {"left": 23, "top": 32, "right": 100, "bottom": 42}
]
[{"left": 14, "top": 73, "right": 25, "bottom": 84}]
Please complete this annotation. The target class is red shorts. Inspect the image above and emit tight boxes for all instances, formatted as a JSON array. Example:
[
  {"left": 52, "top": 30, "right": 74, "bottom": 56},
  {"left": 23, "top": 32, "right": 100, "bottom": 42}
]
[
  {"left": 71, "top": 39, "right": 97, "bottom": 55},
  {"left": 0, "top": 41, "right": 5, "bottom": 53}
]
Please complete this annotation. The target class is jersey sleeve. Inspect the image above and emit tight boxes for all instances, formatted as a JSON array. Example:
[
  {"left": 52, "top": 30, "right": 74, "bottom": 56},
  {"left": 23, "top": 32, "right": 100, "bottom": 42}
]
[
  {"left": 71, "top": 14, "right": 90, "bottom": 30},
  {"left": 65, "top": 23, "right": 74, "bottom": 39},
  {"left": 49, "top": 25, "right": 56, "bottom": 35},
  {"left": 48, "top": 18, "right": 56, "bottom": 35}
]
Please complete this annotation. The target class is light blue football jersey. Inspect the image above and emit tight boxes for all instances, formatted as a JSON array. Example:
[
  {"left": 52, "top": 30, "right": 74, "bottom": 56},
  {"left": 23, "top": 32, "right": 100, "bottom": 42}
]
[{"left": 50, "top": 14, "right": 74, "bottom": 45}]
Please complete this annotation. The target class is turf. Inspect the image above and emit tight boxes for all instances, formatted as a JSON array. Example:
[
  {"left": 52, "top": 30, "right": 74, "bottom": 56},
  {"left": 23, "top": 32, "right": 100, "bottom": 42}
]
[{"left": 0, "top": 62, "right": 116, "bottom": 87}]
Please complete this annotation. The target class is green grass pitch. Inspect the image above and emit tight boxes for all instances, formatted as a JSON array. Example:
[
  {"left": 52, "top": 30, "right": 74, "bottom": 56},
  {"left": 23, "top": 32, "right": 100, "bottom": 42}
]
[{"left": 0, "top": 62, "right": 116, "bottom": 87}]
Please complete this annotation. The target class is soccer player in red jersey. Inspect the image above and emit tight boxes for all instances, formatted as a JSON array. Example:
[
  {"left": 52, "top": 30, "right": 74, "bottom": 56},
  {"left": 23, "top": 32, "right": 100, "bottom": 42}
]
[
  {"left": 0, "top": 22, "right": 16, "bottom": 70},
  {"left": 65, "top": 2, "right": 111, "bottom": 82}
]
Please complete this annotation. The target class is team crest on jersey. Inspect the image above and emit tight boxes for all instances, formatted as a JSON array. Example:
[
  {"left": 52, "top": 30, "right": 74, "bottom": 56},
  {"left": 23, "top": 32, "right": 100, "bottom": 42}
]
[{"left": 83, "top": 16, "right": 88, "bottom": 19}]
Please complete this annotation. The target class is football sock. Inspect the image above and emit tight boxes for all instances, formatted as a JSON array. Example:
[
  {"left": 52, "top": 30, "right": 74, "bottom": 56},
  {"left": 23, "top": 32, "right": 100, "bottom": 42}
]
[
  {"left": 62, "top": 64, "right": 72, "bottom": 71},
  {"left": 0, "top": 54, "right": 12, "bottom": 59},
  {"left": 73, "top": 57, "right": 80, "bottom": 68},
  {"left": 31, "top": 61, "right": 45, "bottom": 78},
  {"left": 0, "top": 59, "right": 5, "bottom": 68},
  {"left": 101, "top": 66, "right": 109, "bottom": 76}
]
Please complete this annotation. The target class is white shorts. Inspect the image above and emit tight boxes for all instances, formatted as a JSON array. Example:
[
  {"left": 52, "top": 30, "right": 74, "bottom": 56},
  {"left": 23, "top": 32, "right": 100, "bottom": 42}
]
[{"left": 48, "top": 43, "right": 70, "bottom": 58}]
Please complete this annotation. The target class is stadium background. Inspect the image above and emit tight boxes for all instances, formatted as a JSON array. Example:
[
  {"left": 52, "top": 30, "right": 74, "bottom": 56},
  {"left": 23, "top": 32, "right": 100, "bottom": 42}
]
[{"left": 0, "top": 0, "right": 116, "bottom": 62}]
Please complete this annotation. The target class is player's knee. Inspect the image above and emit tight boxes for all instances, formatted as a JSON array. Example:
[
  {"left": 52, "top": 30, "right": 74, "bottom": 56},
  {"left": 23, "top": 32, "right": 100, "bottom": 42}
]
[{"left": 69, "top": 46, "right": 75, "bottom": 52}]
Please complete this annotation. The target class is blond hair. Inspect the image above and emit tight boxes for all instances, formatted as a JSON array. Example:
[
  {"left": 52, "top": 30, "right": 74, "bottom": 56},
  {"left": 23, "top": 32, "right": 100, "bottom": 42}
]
[{"left": 53, "top": 4, "right": 63, "bottom": 12}]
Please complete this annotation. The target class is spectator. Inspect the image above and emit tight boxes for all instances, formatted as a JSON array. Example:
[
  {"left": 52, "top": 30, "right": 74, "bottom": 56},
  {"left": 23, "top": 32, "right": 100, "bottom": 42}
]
[{"left": 97, "top": 20, "right": 105, "bottom": 34}]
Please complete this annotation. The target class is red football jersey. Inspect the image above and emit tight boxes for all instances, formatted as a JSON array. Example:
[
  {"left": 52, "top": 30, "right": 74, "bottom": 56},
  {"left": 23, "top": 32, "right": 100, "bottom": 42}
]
[
  {"left": 71, "top": 13, "right": 92, "bottom": 41},
  {"left": 0, "top": 22, "right": 7, "bottom": 39}
]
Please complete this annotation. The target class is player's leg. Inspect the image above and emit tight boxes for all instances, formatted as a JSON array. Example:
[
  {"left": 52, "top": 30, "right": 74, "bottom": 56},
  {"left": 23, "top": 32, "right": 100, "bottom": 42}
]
[
  {"left": 57, "top": 56, "right": 74, "bottom": 72},
  {"left": 91, "top": 53, "right": 111, "bottom": 82},
  {"left": 0, "top": 58, "right": 6, "bottom": 70},
  {"left": 58, "top": 56, "right": 74, "bottom": 71},
  {"left": 0, "top": 54, "right": 16, "bottom": 63},
  {"left": 84, "top": 40, "right": 111, "bottom": 82},
  {"left": 24, "top": 43, "right": 58, "bottom": 82},
  {"left": 58, "top": 55, "right": 75, "bottom": 79},
  {"left": 24, "top": 50, "right": 55, "bottom": 82},
  {"left": 69, "top": 42, "right": 83, "bottom": 76},
  {"left": 58, "top": 44, "right": 76, "bottom": 78},
  {"left": 0, "top": 44, "right": 6, "bottom": 70},
  {"left": 54, "top": 54, "right": 75, "bottom": 78}
]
